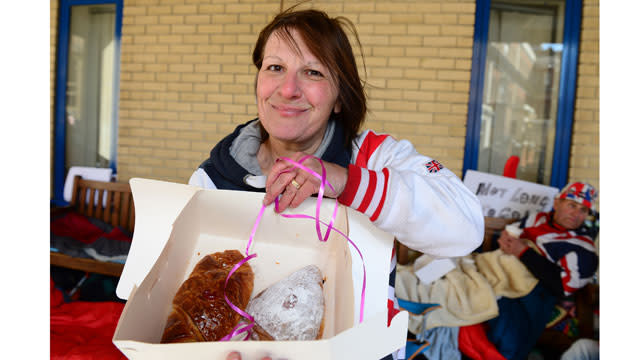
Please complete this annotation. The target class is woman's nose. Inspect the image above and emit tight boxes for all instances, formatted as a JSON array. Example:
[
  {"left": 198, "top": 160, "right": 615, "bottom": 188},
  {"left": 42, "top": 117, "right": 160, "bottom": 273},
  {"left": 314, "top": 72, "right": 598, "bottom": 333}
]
[{"left": 279, "top": 72, "right": 301, "bottom": 98}]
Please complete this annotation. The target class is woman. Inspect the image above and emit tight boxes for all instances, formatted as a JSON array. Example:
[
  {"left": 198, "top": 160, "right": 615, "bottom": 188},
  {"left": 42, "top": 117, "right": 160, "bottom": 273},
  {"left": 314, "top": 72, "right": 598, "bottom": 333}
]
[{"left": 189, "top": 7, "right": 484, "bottom": 359}]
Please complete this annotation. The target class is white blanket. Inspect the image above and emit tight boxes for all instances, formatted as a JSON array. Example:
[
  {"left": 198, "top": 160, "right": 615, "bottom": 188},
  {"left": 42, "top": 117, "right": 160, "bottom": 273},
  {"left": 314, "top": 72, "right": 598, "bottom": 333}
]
[{"left": 395, "top": 249, "right": 538, "bottom": 333}]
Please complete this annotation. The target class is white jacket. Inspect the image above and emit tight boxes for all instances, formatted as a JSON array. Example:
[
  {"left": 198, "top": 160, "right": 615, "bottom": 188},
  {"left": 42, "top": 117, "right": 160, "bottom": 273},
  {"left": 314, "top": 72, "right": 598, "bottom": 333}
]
[{"left": 189, "top": 128, "right": 484, "bottom": 257}]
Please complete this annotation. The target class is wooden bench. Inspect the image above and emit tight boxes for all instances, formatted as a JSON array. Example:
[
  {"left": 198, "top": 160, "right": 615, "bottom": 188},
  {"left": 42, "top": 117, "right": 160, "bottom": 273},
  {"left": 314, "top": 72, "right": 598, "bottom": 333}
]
[
  {"left": 394, "top": 216, "right": 598, "bottom": 354},
  {"left": 50, "top": 175, "right": 135, "bottom": 278}
]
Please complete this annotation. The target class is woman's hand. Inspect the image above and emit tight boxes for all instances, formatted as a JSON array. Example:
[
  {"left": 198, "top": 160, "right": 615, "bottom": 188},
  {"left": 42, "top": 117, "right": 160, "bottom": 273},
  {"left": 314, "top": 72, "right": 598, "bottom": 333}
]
[
  {"left": 497, "top": 229, "right": 527, "bottom": 256},
  {"left": 263, "top": 152, "right": 348, "bottom": 213},
  {"left": 226, "top": 352, "right": 272, "bottom": 360}
]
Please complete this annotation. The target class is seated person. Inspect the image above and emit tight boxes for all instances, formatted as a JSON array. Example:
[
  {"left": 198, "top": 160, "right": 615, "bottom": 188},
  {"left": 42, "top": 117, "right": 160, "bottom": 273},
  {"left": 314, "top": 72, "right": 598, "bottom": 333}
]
[{"left": 486, "top": 182, "right": 599, "bottom": 360}]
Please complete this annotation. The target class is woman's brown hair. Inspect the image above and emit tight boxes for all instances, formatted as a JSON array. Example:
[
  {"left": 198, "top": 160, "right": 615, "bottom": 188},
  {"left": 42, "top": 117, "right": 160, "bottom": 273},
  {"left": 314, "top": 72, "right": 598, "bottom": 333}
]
[{"left": 252, "top": 7, "right": 367, "bottom": 147}]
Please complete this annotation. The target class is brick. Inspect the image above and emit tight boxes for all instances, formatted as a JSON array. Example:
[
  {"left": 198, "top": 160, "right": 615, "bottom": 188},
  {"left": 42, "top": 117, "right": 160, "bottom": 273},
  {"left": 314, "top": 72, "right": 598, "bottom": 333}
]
[
  {"left": 182, "top": 54, "right": 208, "bottom": 64},
  {"left": 225, "top": 4, "right": 252, "bottom": 13},
  {"left": 166, "top": 101, "right": 192, "bottom": 112},
  {"left": 439, "top": 47, "right": 473, "bottom": 58},
  {"left": 172, "top": 5, "right": 198, "bottom": 14},
  {"left": 156, "top": 72, "right": 181, "bottom": 82},
  {"left": 390, "top": 36, "right": 422, "bottom": 46},
  {"left": 406, "top": 47, "right": 439, "bottom": 57},
  {"left": 224, "top": 24, "right": 252, "bottom": 34},
  {"left": 436, "top": 91, "right": 469, "bottom": 104},
  {"left": 423, "top": 36, "right": 457, "bottom": 47},
  {"left": 157, "top": 35, "right": 183, "bottom": 44},
  {"left": 389, "top": 57, "right": 420, "bottom": 68},
  {"left": 159, "top": 15, "right": 184, "bottom": 25},
  {"left": 409, "top": 69, "right": 437, "bottom": 80},
  {"left": 196, "top": 44, "right": 223, "bottom": 54},
  {"left": 404, "top": 90, "right": 435, "bottom": 102},
  {"left": 442, "top": 3, "right": 476, "bottom": 13},
  {"left": 345, "top": 3, "right": 376, "bottom": 12},
  {"left": 133, "top": 35, "right": 159, "bottom": 44},
  {"left": 172, "top": 24, "right": 197, "bottom": 34},
  {"left": 359, "top": 35, "right": 390, "bottom": 47},
  {"left": 185, "top": 15, "right": 210, "bottom": 24},
  {"left": 135, "top": 15, "right": 159, "bottom": 25},
  {"left": 372, "top": 46, "right": 405, "bottom": 57},
  {"left": 179, "top": 92, "right": 206, "bottom": 102},
  {"left": 420, "top": 80, "right": 453, "bottom": 91},
  {"left": 181, "top": 73, "right": 208, "bottom": 83},
  {"left": 453, "top": 81, "right": 470, "bottom": 92},
  {"left": 141, "top": 101, "right": 167, "bottom": 111},
  {"left": 437, "top": 70, "right": 470, "bottom": 81},
  {"left": 220, "top": 104, "right": 247, "bottom": 114},
  {"left": 385, "top": 100, "right": 417, "bottom": 111},
  {"left": 408, "top": 25, "right": 440, "bottom": 36},
  {"left": 198, "top": 24, "right": 224, "bottom": 34},
  {"left": 169, "top": 64, "right": 194, "bottom": 73},
  {"left": 192, "top": 103, "right": 220, "bottom": 113},
  {"left": 421, "top": 58, "right": 455, "bottom": 69},
  {"left": 458, "top": 14, "right": 475, "bottom": 25},
  {"left": 374, "top": 3, "right": 409, "bottom": 12},
  {"left": 152, "top": 111, "right": 178, "bottom": 121},
  {"left": 142, "top": 82, "right": 168, "bottom": 92},
  {"left": 373, "top": 24, "right": 407, "bottom": 35},
  {"left": 147, "top": 6, "right": 172, "bottom": 15},
  {"left": 193, "top": 83, "right": 221, "bottom": 93},
  {"left": 360, "top": 13, "right": 391, "bottom": 24},
  {"left": 183, "top": 34, "right": 209, "bottom": 44},
  {"left": 425, "top": 14, "right": 458, "bottom": 25},
  {"left": 387, "top": 79, "right": 420, "bottom": 90},
  {"left": 145, "top": 44, "right": 170, "bottom": 53}
]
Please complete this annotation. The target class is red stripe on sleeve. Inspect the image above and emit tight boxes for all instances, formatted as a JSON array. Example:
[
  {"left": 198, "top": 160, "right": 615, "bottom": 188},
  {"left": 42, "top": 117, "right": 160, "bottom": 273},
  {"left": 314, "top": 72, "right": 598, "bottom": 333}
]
[
  {"left": 370, "top": 168, "right": 389, "bottom": 222},
  {"left": 356, "top": 132, "right": 388, "bottom": 167},
  {"left": 357, "top": 170, "right": 377, "bottom": 213},
  {"left": 338, "top": 164, "right": 361, "bottom": 206}
]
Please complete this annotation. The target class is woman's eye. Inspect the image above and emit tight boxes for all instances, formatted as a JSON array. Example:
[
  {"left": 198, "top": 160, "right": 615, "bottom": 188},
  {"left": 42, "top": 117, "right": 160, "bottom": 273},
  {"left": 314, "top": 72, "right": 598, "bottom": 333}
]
[
  {"left": 266, "top": 64, "right": 282, "bottom": 72},
  {"left": 305, "top": 69, "right": 324, "bottom": 78}
]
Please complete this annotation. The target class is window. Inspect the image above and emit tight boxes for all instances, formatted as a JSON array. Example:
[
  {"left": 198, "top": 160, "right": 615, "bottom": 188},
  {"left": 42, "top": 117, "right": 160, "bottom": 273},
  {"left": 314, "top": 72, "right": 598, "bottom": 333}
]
[
  {"left": 53, "top": 0, "right": 123, "bottom": 205},
  {"left": 464, "top": 0, "right": 582, "bottom": 188}
]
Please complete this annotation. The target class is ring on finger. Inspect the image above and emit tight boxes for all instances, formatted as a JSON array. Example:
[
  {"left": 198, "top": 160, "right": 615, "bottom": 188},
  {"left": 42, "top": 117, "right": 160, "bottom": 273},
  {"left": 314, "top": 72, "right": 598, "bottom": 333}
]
[{"left": 290, "top": 179, "right": 301, "bottom": 190}]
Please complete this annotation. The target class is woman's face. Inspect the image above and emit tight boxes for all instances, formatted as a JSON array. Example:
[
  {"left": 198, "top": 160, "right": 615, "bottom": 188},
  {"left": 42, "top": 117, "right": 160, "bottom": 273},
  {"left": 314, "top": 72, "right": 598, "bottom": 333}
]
[{"left": 256, "top": 29, "right": 341, "bottom": 148}]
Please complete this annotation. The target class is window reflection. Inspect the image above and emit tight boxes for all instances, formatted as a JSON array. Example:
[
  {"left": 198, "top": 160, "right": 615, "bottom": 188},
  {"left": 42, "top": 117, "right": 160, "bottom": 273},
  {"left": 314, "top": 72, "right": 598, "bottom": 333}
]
[
  {"left": 65, "top": 4, "right": 116, "bottom": 170},
  {"left": 478, "top": 2, "right": 564, "bottom": 185}
]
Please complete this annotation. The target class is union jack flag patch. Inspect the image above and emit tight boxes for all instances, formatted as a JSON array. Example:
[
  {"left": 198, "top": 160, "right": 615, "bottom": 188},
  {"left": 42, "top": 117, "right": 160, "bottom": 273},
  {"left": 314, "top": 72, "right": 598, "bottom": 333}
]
[{"left": 425, "top": 160, "right": 443, "bottom": 173}]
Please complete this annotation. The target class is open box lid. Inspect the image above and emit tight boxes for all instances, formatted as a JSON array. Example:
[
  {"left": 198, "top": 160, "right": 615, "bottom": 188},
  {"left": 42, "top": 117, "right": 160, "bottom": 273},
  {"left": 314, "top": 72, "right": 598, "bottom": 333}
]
[{"left": 117, "top": 178, "right": 200, "bottom": 299}]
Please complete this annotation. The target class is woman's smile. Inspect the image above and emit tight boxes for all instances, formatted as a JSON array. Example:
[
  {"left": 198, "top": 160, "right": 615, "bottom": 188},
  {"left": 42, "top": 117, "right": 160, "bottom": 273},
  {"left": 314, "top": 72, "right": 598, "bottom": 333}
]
[{"left": 271, "top": 103, "right": 310, "bottom": 117}]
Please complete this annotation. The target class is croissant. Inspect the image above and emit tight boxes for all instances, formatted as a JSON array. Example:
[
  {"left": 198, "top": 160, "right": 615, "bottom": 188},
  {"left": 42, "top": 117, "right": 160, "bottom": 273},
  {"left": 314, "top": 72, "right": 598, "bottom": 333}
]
[{"left": 161, "top": 249, "right": 254, "bottom": 343}]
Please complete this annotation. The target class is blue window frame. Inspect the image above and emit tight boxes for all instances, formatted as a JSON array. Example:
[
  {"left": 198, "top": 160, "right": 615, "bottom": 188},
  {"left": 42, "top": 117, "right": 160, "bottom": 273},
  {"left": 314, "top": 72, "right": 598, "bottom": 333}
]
[
  {"left": 463, "top": 0, "right": 582, "bottom": 189},
  {"left": 52, "top": 0, "right": 123, "bottom": 205}
]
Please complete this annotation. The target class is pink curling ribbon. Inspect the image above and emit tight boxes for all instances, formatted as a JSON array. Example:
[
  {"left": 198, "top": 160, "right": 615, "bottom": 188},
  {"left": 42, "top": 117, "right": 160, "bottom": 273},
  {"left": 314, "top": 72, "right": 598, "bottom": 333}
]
[
  {"left": 220, "top": 156, "right": 367, "bottom": 341},
  {"left": 219, "top": 253, "right": 256, "bottom": 341},
  {"left": 275, "top": 196, "right": 367, "bottom": 324},
  {"left": 219, "top": 200, "right": 265, "bottom": 340}
]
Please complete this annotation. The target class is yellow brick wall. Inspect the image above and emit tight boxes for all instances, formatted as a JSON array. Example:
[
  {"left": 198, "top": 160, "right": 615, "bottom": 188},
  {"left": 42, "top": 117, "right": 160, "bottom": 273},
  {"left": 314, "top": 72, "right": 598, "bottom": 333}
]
[
  {"left": 50, "top": 0, "right": 598, "bottom": 194},
  {"left": 116, "top": 0, "right": 476, "bottom": 183},
  {"left": 570, "top": 0, "right": 599, "bottom": 199}
]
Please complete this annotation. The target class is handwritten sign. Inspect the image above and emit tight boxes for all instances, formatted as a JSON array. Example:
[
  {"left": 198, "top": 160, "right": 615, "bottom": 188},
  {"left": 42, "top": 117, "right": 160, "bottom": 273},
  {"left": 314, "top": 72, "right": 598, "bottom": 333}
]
[{"left": 463, "top": 170, "right": 559, "bottom": 219}]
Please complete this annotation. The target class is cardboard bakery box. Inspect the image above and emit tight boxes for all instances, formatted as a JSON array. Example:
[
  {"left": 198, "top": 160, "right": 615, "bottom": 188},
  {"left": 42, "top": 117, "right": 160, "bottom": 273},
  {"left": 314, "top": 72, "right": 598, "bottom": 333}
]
[{"left": 114, "top": 178, "right": 408, "bottom": 359}]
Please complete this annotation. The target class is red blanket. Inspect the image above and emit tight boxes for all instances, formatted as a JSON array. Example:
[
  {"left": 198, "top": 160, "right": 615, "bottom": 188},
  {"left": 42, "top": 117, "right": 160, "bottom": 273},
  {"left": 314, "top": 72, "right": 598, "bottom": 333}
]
[{"left": 50, "top": 279, "right": 126, "bottom": 360}]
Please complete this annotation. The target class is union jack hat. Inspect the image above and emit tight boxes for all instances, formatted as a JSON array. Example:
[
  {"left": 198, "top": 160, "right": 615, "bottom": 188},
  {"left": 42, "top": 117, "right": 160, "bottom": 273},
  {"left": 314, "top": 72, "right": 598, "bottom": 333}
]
[{"left": 556, "top": 182, "right": 598, "bottom": 212}]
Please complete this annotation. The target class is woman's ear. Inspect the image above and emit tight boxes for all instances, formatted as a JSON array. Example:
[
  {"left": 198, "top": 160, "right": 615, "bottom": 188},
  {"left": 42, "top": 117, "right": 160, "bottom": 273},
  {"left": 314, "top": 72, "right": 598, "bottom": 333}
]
[{"left": 333, "top": 101, "right": 342, "bottom": 114}]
